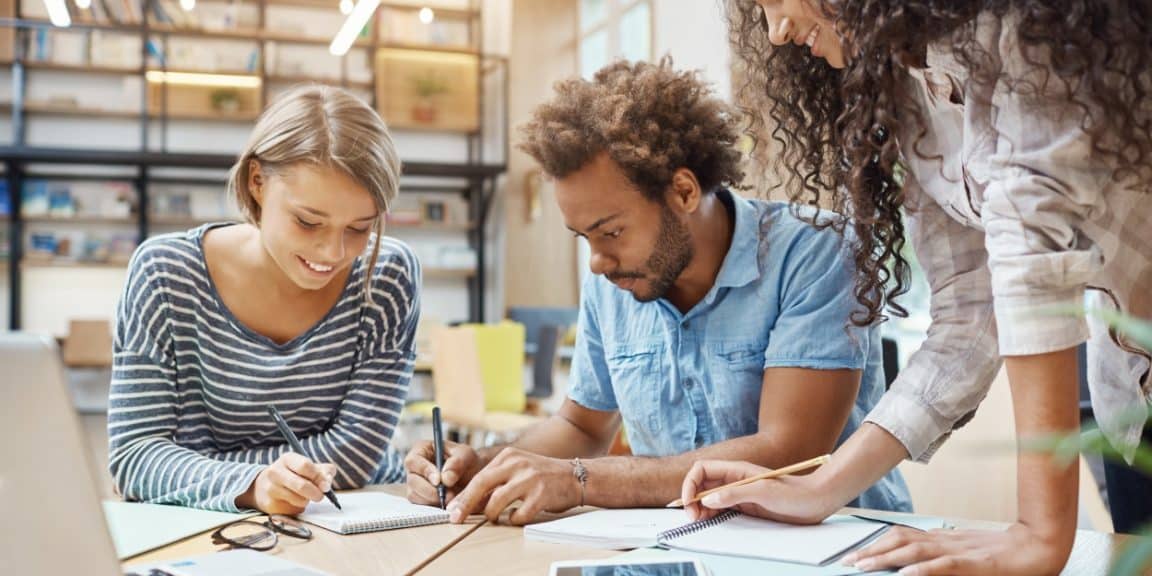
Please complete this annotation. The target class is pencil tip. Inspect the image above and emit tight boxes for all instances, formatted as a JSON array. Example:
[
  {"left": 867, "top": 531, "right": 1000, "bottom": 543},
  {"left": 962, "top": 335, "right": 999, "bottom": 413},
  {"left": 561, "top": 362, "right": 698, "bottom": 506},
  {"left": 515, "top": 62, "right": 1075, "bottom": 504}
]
[{"left": 665, "top": 501, "right": 682, "bottom": 508}]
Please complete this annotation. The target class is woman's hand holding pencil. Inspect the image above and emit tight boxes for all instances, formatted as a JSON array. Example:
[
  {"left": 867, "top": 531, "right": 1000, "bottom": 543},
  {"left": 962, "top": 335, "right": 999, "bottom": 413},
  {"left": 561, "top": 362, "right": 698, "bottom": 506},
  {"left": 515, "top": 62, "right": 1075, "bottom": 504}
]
[{"left": 676, "top": 454, "right": 842, "bottom": 524}]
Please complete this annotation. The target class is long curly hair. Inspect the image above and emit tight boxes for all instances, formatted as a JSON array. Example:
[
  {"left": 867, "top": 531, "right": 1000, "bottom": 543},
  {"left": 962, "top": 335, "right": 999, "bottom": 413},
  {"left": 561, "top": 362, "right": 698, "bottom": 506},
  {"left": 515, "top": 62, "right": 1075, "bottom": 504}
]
[
  {"left": 727, "top": 0, "right": 1152, "bottom": 325},
  {"left": 519, "top": 57, "right": 745, "bottom": 201}
]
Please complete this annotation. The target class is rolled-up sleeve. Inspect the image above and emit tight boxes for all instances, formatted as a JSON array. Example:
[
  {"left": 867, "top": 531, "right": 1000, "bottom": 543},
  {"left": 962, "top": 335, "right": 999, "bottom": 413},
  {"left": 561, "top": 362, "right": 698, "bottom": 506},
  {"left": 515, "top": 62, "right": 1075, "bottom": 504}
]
[
  {"left": 980, "top": 16, "right": 1110, "bottom": 356},
  {"left": 865, "top": 175, "right": 1003, "bottom": 462}
]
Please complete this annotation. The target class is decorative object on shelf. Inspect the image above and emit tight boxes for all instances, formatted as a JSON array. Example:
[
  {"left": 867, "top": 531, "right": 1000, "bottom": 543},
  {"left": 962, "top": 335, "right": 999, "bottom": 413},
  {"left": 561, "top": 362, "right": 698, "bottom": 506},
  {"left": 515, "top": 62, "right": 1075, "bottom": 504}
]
[
  {"left": 210, "top": 88, "right": 242, "bottom": 113},
  {"left": 410, "top": 69, "right": 449, "bottom": 124},
  {"left": 376, "top": 48, "right": 479, "bottom": 131},
  {"left": 421, "top": 198, "right": 447, "bottom": 223},
  {"left": 387, "top": 195, "right": 423, "bottom": 226}
]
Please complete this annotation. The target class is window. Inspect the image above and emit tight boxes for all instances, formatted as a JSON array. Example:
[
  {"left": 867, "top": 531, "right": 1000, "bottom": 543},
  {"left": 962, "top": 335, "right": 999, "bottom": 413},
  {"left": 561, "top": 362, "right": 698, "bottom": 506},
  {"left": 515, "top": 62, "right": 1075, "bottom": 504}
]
[{"left": 576, "top": 0, "right": 653, "bottom": 285}]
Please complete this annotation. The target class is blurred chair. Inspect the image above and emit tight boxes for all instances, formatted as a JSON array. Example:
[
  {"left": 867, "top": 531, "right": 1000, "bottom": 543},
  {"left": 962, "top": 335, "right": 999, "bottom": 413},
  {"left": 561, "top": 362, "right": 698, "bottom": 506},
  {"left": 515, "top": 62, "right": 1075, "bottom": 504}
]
[
  {"left": 507, "top": 307, "right": 579, "bottom": 411},
  {"left": 431, "top": 322, "right": 542, "bottom": 446},
  {"left": 881, "top": 336, "right": 899, "bottom": 390}
]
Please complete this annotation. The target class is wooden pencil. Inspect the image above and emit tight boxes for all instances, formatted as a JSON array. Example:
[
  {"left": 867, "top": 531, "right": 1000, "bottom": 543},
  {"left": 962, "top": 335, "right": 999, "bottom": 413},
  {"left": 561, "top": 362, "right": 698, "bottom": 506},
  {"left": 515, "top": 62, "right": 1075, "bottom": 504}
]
[{"left": 667, "top": 454, "right": 831, "bottom": 508}]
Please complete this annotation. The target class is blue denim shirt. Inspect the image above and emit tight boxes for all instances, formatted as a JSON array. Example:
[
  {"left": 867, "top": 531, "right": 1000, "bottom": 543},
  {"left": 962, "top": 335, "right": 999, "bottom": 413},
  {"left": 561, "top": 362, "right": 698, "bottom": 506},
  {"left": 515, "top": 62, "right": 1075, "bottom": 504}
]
[{"left": 569, "top": 190, "right": 912, "bottom": 512}]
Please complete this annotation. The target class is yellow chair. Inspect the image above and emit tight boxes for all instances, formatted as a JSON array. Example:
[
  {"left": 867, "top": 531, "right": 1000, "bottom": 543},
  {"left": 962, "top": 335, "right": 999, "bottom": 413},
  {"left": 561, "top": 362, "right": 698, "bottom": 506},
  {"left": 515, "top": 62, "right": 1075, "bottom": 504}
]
[{"left": 431, "top": 322, "right": 542, "bottom": 445}]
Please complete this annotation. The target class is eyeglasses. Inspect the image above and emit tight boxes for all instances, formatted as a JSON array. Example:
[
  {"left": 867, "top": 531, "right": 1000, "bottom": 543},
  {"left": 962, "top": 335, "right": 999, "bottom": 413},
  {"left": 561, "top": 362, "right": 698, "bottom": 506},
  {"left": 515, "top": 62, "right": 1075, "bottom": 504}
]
[{"left": 211, "top": 515, "right": 312, "bottom": 551}]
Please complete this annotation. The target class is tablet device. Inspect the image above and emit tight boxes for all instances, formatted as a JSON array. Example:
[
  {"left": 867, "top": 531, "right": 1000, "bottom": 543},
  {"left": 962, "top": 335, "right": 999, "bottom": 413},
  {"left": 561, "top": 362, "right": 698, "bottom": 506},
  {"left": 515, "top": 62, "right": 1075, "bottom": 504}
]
[{"left": 549, "top": 557, "right": 709, "bottom": 576}]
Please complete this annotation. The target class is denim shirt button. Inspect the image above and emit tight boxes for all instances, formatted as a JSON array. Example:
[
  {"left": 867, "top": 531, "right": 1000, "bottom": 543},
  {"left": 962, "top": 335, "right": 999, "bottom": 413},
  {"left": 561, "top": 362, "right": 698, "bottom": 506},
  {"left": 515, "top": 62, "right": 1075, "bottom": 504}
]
[
  {"left": 683, "top": 379, "right": 694, "bottom": 389},
  {"left": 681, "top": 320, "right": 689, "bottom": 329}
]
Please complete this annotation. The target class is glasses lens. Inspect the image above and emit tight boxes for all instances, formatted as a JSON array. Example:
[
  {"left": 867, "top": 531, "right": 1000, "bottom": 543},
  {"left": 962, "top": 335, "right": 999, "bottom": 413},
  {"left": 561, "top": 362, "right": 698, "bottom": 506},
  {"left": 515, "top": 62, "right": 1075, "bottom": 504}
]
[
  {"left": 267, "top": 516, "right": 312, "bottom": 539},
  {"left": 217, "top": 521, "right": 277, "bottom": 550}
]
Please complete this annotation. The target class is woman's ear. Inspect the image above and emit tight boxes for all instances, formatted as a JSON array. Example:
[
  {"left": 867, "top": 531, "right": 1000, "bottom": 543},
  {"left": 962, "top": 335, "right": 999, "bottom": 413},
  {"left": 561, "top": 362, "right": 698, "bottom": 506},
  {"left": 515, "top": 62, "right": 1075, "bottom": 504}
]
[{"left": 249, "top": 159, "right": 265, "bottom": 206}]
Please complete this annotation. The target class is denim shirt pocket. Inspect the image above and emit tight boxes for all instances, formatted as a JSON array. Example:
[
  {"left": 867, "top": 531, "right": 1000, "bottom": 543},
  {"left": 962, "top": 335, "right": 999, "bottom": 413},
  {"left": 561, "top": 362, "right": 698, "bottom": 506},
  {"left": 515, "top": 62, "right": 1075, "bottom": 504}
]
[
  {"left": 709, "top": 344, "right": 765, "bottom": 436},
  {"left": 606, "top": 342, "right": 664, "bottom": 454}
]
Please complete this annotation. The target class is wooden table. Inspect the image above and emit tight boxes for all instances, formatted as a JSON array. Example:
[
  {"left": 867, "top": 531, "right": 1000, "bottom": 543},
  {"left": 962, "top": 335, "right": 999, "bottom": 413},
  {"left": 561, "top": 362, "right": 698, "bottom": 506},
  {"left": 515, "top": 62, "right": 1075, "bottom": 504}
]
[
  {"left": 420, "top": 515, "right": 1128, "bottom": 576},
  {"left": 124, "top": 486, "right": 483, "bottom": 576},
  {"left": 126, "top": 487, "right": 1134, "bottom": 576}
]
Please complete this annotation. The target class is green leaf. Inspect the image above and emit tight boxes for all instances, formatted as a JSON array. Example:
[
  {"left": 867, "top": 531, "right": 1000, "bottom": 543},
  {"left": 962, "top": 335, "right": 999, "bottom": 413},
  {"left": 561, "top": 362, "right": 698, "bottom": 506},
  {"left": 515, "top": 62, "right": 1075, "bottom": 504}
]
[
  {"left": 1039, "top": 305, "right": 1152, "bottom": 350},
  {"left": 1109, "top": 533, "right": 1152, "bottom": 576},
  {"left": 1020, "top": 427, "right": 1152, "bottom": 476},
  {"left": 1085, "top": 309, "right": 1152, "bottom": 351}
]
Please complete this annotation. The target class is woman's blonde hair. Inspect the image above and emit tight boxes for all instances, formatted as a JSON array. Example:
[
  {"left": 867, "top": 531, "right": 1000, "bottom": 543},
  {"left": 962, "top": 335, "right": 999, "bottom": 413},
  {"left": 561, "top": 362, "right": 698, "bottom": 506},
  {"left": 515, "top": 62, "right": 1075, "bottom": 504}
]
[{"left": 228, "top": 85, "right": 401, "bottom": 301}]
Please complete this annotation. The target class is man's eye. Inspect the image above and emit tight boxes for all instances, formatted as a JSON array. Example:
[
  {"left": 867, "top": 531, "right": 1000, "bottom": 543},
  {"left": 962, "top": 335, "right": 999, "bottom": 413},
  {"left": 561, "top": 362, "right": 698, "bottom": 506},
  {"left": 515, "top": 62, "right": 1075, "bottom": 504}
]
[
  {"left": 296, "top": 217, "right": 320, "bottom": 228},
  {"left": 606, "top": 229, "right": 622, "bottom": 239}
]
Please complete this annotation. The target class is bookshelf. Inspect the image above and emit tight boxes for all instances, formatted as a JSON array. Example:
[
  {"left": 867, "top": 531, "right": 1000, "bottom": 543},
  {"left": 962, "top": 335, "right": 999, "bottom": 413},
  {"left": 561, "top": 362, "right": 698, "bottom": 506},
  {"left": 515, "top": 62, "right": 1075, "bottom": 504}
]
[
  {"left": 0, "top": 0, "right": 495, "bottom": 138},
  {"left": 0, "top": 0, "right": 510, "bottom": 333},
  {"left": 0, "top": 147, "right": 503, "bottom": 331}
]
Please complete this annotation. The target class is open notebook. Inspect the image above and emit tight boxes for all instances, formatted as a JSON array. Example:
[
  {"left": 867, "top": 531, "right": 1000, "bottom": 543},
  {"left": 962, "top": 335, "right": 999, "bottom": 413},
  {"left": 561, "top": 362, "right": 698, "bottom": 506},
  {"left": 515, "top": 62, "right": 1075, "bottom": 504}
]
[
  {"left": 525, "top": 509, "right": 886, "bottom": 566},
  {"left": 299, "top": 492, "right": 449, "bottom": 535}
]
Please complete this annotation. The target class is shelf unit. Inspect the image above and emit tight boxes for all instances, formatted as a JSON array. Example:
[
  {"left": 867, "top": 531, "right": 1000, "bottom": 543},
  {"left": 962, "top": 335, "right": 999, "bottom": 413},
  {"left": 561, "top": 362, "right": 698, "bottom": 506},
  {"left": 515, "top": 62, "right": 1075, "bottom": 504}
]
[
  {"left": 0, "top": 0, "right": 510, "bottom": 332},
  {"left": 0, "top": 148, "right": 504, "bottom": 330},
  {"left": 0, "top": 0, "right": 506, "bottom": 142}
]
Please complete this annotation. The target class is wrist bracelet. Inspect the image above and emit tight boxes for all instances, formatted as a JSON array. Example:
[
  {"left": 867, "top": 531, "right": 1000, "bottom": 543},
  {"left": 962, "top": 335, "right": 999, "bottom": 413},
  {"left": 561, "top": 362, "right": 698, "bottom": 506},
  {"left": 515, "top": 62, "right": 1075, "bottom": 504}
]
[{"left": 571, "top": 457, "right": 587, "bottom": 507}]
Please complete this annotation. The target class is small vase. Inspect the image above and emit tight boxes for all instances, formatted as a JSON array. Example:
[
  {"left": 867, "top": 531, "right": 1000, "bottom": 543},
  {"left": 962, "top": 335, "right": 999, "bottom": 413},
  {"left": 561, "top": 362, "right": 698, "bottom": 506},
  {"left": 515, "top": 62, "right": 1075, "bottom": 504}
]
[{"left": 411, "top": 99, "right": 438, "bottom": 123}]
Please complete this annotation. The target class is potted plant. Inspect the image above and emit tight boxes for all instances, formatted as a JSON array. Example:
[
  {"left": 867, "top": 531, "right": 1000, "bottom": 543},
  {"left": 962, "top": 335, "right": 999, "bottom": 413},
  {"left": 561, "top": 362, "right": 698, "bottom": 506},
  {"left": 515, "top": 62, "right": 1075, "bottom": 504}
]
[
  {"left": 210, "top": 89, "right": 241, "bottom": 114},
  {"left": 410, "top": 70, "right": 450, "bottom": 124}
]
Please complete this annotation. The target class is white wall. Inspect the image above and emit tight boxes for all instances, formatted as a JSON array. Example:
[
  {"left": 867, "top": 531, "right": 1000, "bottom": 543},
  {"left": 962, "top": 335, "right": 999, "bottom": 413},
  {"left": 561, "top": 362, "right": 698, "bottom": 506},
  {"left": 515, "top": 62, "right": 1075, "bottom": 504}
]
[
  {"left": 653, "top": 0, "right": 731, "bottom": 101},
  {"left": 22, "top": 266, "right": 127, "bottom": 336}
]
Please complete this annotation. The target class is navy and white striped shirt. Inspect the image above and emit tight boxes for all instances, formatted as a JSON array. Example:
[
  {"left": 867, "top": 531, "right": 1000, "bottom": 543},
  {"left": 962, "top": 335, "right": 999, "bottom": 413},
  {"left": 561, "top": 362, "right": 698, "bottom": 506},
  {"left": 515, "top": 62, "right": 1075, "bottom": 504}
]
[{"left": 108, "top": 223, "right": 419, "bottom": 512}]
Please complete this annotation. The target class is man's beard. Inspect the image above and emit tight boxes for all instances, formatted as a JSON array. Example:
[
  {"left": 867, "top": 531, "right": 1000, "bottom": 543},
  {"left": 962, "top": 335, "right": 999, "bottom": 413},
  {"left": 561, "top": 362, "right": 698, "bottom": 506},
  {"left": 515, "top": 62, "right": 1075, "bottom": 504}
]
[{"left": 609, "top": 205, "right": 694, "bottom": 303}]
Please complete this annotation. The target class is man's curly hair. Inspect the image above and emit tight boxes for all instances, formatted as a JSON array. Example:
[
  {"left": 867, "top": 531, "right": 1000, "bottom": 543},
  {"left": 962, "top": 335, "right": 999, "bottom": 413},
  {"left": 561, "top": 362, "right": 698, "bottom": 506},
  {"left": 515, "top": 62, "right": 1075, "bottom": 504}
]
[{"left": 518, "top": 57, "right": 745, "bottom": 202}]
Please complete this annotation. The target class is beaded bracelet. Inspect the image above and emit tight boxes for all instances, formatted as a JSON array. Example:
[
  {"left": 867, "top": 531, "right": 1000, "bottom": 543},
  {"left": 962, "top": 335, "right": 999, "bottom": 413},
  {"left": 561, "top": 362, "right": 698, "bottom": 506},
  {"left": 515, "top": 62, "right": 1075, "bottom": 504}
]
[{"left": 571, "top": 457, "right": 588, "bottom": 507}]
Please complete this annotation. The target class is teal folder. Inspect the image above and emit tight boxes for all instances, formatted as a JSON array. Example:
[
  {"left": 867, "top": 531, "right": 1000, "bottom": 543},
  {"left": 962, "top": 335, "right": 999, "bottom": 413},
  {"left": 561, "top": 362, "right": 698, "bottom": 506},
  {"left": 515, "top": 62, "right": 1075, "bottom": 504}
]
[{"left": 102, "top": 500, "right": 257, "bottom": 559}]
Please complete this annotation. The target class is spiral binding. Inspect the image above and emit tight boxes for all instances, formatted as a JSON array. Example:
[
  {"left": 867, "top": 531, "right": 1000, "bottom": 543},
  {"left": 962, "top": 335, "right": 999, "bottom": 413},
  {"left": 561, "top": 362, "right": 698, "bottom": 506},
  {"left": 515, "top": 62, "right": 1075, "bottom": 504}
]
[
  {"left": 341, "top": 511, "right": 449, "bottom": 534},
  {"left": 656, "top": 509, "right": 740, "bottom": 542}
]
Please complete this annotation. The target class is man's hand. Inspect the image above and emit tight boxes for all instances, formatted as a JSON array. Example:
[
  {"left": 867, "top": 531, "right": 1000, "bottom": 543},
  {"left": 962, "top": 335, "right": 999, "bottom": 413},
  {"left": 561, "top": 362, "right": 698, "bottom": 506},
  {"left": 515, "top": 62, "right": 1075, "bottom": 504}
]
[
  {"left": 446, "top": 447, "right": 582, "bottom": 525},
  {"left": 840, "top": 523, "right": 1071, "bottom": 575},
  {"left": 404, "top": 440, "right": 481, "bottom": 506},
  {"left": 236, "top": 452, "right": 336, "bottom": 515}
]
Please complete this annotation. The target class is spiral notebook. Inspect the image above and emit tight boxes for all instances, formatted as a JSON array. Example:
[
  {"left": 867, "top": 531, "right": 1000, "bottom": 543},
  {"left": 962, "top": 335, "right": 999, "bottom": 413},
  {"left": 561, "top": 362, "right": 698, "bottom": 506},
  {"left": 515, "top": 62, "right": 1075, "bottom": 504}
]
[
  {"left": 657, "top": 510, "right": 886, "bottom": 566},
  {"left": 526, "top": 509, "right": 886, "bottom": 566},
  {"left": 298, "top": 492, "right": 450, "bottom": 535}
]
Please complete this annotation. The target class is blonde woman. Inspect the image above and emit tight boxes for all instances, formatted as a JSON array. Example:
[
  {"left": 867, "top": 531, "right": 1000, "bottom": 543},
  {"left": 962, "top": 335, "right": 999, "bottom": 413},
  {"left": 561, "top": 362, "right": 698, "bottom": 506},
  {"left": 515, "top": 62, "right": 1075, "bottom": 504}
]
[{"left": 108, "top": 85, "right": 420, "bottom": 514}]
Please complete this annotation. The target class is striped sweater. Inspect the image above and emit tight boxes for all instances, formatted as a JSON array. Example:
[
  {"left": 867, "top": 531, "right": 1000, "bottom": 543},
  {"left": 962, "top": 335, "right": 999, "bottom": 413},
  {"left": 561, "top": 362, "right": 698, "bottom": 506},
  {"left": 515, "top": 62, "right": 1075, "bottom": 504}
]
[{"left": 108, "top": 223, "right": 419, "bottom": 512}]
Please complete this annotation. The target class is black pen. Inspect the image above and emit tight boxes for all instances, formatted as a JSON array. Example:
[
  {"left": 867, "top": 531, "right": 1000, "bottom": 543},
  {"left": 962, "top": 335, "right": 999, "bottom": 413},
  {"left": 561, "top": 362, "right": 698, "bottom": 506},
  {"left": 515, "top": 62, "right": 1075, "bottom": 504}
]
[
  {"left": 267, "top": 405, "right": 342, "bottom": 510},
  {"left": 432, "top": 406, "right": 447, "bottom": 509}
]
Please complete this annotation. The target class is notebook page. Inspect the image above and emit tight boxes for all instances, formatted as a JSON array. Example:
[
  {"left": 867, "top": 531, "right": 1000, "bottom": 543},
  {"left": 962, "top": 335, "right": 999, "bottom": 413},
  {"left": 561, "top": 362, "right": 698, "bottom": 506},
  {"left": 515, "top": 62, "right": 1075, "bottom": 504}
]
[
  {"left": 525, "top": 509, "right": 689, "bottom": 549},
  {"left": 661, "top": 514, "right": 886, "bottom": 565},
  {"left": 299, "top": 492, "right": 449, "bottom": 535}
]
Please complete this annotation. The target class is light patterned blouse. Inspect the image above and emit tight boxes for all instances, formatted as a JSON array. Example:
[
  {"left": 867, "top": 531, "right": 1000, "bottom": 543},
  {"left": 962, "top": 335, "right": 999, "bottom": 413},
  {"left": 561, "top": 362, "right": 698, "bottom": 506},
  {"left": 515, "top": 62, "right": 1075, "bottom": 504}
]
[{"left": 867, "top": 12, "right": 1152, "bottom": 462}]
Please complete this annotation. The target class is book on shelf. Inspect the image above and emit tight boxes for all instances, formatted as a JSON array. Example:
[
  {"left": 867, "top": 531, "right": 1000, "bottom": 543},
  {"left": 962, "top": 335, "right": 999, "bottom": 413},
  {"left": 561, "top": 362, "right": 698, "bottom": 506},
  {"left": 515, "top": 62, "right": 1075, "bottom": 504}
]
[
  {"left": 90, "top": 31, "right": 143, "bottom": 69},
  {"left": 378, "top": 7, "right": 472, "bottom": 49},
  {"left": 150, "top": 185, "right": 236, "bottom": 222},
  {"left": 0, "top": 181, "right": 10, "bottom": 216},
  {"left": 22, "top": 180, "right": 136, "bottom": 219},
  {"left": 26, "top": 230, "right": 138, "bottom": 264}
]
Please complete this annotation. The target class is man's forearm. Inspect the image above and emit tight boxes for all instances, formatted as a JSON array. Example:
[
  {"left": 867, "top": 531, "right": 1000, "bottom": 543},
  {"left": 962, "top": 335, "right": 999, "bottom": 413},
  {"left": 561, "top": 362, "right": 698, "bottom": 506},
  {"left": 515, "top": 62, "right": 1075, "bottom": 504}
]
[
  {"left": 475, "top": 412, "right": 612, "bottom": 467},
  {"left": 580, "top": 433, "right": 809, "bottom": 508}
]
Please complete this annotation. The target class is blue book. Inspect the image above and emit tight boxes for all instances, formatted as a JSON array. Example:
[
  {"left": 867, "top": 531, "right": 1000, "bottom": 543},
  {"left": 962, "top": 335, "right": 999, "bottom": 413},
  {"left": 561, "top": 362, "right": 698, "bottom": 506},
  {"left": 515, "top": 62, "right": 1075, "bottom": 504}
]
[{"left": 0, "top": 181, "right": 10, "bottom": 216}]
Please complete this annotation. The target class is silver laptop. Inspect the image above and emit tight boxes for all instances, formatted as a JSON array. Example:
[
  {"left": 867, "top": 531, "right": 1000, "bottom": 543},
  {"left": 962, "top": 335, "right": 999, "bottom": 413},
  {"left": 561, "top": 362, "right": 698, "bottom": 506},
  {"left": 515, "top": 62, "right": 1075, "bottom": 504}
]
[
  {"left": 0, "top": 332, "right": 327, "bottom": 576},
  {"left": 0, "top": 332, "right": 124, "bottom": 576}
]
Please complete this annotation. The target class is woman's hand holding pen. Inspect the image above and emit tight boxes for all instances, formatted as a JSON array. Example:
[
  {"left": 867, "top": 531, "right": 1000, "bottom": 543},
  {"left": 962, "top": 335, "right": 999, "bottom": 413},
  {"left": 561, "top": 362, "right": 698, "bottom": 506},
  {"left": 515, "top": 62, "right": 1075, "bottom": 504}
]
[
  {"left": 236, "top": 452, "right": 338, "bottom": 515},
  {"left": 404, "top": 440, "right": 481, "bottom": 507}
]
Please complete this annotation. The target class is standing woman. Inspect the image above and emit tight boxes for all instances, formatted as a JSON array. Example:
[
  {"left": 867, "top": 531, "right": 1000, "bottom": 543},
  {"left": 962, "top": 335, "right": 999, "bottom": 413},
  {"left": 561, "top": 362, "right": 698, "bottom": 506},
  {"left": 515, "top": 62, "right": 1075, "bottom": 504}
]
[
  {"left": 108, "top": 85, "right": 420, "bottom": 514},
  {"left": 682, "top": 1, "right": 1151, "bottom": 573}
]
